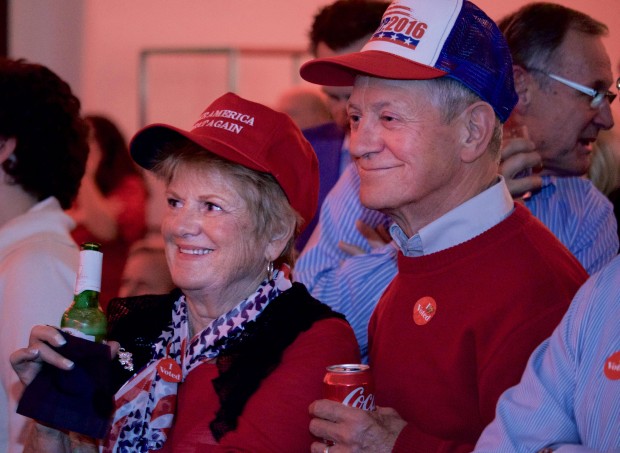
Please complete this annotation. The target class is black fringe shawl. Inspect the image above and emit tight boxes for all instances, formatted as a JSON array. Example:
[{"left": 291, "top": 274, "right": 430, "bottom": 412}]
[{"left": 106, "top": 283, "right": 345, "bottom": 441}]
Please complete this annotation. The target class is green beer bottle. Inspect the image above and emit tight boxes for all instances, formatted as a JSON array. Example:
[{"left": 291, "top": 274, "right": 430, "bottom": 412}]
[{"left": 61, "top": 242, "right": 107, "bottom": 343}]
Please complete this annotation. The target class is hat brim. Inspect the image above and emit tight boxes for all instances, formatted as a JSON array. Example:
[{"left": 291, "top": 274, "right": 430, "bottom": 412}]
[
  {"left": 130, "top": 124, "right": 270, "bottom": 175},
  {"left": 300, "top": 50, "right": 447, "bottom": 86}
]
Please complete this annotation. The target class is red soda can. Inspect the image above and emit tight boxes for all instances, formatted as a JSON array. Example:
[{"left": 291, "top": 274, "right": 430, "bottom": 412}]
[{"left": 323, "top": 363, "right": 375, "bottom": 411}]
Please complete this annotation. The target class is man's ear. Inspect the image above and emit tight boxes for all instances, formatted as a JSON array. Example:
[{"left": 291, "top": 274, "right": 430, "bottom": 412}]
[
  {"left": 512, "top": 65, "right": 532, "bottom": 113},
  {"left": 0, "top": 138, "right": 17, "bottom": 165},
  {"left": 459, "top": 101, "right": 496, "bottom": 163}
]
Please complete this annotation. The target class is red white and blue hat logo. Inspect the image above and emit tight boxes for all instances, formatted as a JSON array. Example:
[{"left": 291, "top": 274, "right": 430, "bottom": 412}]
[{"left": 362, "top": 0, "right": 461, "bottom": 66}]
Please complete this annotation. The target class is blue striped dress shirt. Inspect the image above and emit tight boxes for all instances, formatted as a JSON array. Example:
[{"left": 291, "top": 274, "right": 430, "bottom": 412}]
[
  {"left": 293, "top": 163, "right": 394, "bottom": 361},
  {"left": 475, "top": 254, "right": 620, "bottom": 452},
  {"left": 525, "top": 175, "right": 618, "bottom": 275}
]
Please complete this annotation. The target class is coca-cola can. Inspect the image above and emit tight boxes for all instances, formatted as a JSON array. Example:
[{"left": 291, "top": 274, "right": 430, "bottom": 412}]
[{"left": 323, "top": 363, "right": 375, "bottom": 411}]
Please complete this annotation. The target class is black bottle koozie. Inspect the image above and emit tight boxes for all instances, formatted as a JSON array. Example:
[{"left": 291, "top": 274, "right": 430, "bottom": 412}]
[{"left": 16, "top": 329, "right": 114, "bottom": 439}]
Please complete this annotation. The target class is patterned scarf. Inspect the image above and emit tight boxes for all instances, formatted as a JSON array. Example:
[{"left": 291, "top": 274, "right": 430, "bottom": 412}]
[{"left": 102, "top": 267, "right": 292, "bottom": 452}]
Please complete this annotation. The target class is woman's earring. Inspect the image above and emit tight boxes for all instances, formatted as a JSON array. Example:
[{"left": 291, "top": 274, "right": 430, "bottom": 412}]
[{"left": 267, "top": 261, "right": 274, "bottom": 281}]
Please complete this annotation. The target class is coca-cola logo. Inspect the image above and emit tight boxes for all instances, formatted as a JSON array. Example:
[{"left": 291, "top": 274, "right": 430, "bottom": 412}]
[{"left": 342, "top": 386, "right": 376, "bottom": 411}]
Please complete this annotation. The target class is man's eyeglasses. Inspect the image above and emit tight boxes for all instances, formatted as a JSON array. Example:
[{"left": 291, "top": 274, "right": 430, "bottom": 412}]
[{"left": 527, "top": 67, "right": 618, "bottom": 109}]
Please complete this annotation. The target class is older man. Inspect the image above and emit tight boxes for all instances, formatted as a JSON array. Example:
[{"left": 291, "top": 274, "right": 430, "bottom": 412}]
[
  {"left": 299, "top": 0, "right": 589, "bottom": 451},
  {"left": 498, "top": 3, "right": 618, "bottom": 269},
  {"left": 294, "top": 2, "right": 618, "bottom": 365}
]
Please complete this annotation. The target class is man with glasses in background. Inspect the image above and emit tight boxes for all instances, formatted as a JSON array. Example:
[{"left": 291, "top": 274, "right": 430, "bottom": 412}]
[{"left": 499, "top": 3, "right": 619, "bottom": 272}]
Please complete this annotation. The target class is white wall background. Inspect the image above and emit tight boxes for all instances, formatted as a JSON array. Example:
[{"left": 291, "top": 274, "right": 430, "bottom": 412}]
[
  {"left": 8, "top": 0, "right": 620, "bottom": 228},
  {"left": 9, "top": 0, "right": 620, "bottom": 134}
]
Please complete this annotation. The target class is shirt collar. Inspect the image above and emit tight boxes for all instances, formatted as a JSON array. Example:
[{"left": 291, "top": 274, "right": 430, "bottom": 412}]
[
  {"left": 390, "top": 177, "right": 514, "bottom": 257},
  {"left": 527, "top": 175, "right": 556, "bottom": 200}
]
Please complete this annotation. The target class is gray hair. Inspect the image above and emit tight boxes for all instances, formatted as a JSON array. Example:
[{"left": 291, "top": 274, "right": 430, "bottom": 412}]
[
  {"left": 424, "top": 77, "right": 502, "bottom": 157},
  {"left": 499, "top": 3, "right": 608, "bottom": 79}
]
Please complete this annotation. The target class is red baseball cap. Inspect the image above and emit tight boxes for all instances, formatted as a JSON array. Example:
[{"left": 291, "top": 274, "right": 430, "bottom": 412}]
[{"left": 130, "top": 92, "right": 319, "bottom": 233}]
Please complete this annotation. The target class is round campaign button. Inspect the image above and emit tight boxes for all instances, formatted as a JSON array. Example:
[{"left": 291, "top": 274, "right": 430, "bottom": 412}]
[
  {"left": 158, "top": 358, "right": 182, "bottom": 383},
  {"left": 413, "top": 296, "right": 437, "bottom": 326},
  {"left": 604, "top": 351, "right": 620, "bottom": 380}
]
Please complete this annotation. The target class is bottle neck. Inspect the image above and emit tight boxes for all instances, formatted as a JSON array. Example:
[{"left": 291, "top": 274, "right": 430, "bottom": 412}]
[
  {"left": 74, "top": 247, "right": 103, "bottom": 298},
  {"left": 72, "top": 289, "right": 101, "bottom": 309}
]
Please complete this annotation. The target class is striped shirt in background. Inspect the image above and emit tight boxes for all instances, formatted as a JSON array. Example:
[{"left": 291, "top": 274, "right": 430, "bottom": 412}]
[
  {"left": 294, "top": 163, "right": 395, "bottom": 362},
  {"left": 524, "top": 175, "right": 618, "bottom": 275},
  {"left": 474, "top": 254, "right": 620, "bottom": 452}
]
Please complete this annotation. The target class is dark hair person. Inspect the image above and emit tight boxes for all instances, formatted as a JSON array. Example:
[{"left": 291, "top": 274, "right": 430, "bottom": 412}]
[
  {"left": 0, "top": 57, "right": 89, "bottom": 453},
  {"left": 0, "top": 59, "right": 88, "bottom": 209},
  {"left": 10, "top": 92, "right": 359, "bottom": 452}
]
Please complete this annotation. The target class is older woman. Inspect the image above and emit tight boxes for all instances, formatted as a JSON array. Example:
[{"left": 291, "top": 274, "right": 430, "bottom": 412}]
[{"left": 11, "top": 93, "right": 360, "bottom": 452}]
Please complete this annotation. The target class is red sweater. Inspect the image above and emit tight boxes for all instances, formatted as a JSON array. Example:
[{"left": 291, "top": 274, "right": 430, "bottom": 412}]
[
  {"left": 158, "top": 317, "right": 359, "bottom": 452},
  {"left": 369, "top": 204, "right": 588, "bottom": 452}
]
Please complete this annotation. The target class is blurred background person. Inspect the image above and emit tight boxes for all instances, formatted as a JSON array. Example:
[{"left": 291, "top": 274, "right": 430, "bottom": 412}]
[
  {"left": 274, "top": 85, "right": 332, "bottom": 130},
  {"left": 0, "top": 57, "right": 89, "bottom": 453},
  {"left": 68, "top": 114, "right": 148, "bottom": 309},
  {"left": 296, "top": 0, "right": 390, "bottom": 251},
  {"left": 589, "top": 129, "right": 620, "bottom": 248},
  {"left": 308, "top": 0, "right": 388, "bottom": 132},
  {"left": 588, "top": 130, "right": 620, "bottom": 197},
  {"left": 117, "top": 235, "right": 175, "bottom": 298}
]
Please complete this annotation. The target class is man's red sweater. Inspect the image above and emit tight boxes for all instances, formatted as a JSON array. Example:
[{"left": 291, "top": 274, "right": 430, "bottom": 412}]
[{"left": 369, "top": 204, "right": 588, "bottom": 452}]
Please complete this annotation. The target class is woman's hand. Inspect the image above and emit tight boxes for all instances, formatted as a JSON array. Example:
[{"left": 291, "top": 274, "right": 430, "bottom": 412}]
[
  {"left": 10, "top": 326, "right": 121, "bottom": 387},
  {"left": 9, "top": 325, "right": 75, "bottom": 386}
]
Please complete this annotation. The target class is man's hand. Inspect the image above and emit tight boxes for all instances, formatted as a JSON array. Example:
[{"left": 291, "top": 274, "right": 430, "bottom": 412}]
[
  {"left": 500, "top": 134, "right": 543, "bottom": 200},
  {"left": 338, "top": 220, "right": 392, "bottom": 256},
  {"left": 309, "top": 399, "right": 407, "bottom": 452}
]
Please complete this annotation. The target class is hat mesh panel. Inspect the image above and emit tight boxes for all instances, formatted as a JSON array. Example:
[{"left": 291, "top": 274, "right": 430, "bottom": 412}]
[{"left": 436, "top": 2, "right": 516, "bottom": 121}]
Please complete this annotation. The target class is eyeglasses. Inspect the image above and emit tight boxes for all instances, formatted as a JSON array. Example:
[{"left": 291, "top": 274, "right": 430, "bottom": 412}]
[{"left": 527, "top": 67, "right": 618, "bottom": 109}]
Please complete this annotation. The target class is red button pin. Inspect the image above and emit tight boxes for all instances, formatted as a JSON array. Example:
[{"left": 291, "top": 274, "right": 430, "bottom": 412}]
[
  {"left": 413, "top": 297, "right": 437, "bottom": 325},
  {"left": 604, "top": 351, "right": 620, "bottom": 380},
  {"left": 158, "top": 358, "right": 182, "bottom": 383}
]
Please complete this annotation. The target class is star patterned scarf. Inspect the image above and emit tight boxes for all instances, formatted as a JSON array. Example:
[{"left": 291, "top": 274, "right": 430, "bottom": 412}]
[{"left": 102, "top": 266, "right": 292, "bottom": 452}]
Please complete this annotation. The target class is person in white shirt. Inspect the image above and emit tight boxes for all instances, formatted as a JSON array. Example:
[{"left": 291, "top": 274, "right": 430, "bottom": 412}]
[{"left": 0, "top": 57, "right": 89, "bottom": 453}]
